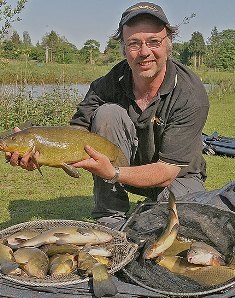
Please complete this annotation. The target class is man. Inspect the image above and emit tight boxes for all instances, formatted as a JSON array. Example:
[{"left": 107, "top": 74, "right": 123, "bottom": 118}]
[
  {"left": 8, "top": 2, "right": 209, "bottom": 229},
  {"left": 69, "top": 2, "right": 209, "bottom": 228}
]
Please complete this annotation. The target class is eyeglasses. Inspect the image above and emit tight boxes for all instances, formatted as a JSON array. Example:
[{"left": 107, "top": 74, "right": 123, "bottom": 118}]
[{"left": 125, "top": 35, "right": 168, "bottom": 51}]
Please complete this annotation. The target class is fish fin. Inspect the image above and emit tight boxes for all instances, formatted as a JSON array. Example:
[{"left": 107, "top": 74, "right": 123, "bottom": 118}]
[
  {"left": 92, "top": 263, "right": 118, "bottom": 298},
  {"left": 62, "top": 163, "right": 81, "bottom": 178},
  {"left": 29, "top": 146, "right": 43, "bottom": 176}
]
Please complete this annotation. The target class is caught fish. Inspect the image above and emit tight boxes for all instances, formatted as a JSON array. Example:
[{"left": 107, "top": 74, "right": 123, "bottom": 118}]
[
  {"left": 83, "top": 244, "right": 113, "bottom": 257},
  {"left": 163, "top": 238, "right": 192, "bottom": 257},
  {"left": 20, "top": 227, "right": 113, "bottom": 248},
  {"left": 93, "top": 256, "right": 112, "bottom": 267},
  {"left": 77, "top": 250, "right": 118, "bottom": 298},
  {"left": 49, "top": 253, "right": 77, "bottom": 277},
  {"left": 13, "top": 247, "right": 49, "bottom": 278},
  {"left": 6, "top": 230, "right": 40, "bottom": 249},
  {"left": 55, "top": 228, "right": 113, "bottom": 246},
  {"left": 0, "top": 126, "right": 129, "bottom": 178},
  {"left": 157, "top": 255, "right": 203, "bottom": 274},
  {"left": 185, "top": 266, "right": 235, "bottom": 286},
  {"left": 0, "top": 243, "right": 19, "bottom": 275},
  {"left": 41, "top": 243, "right": 82, "bottom": 257},
  {"left": 143, "top": 191, "right": 179, "bottom": 259},
  {"left": 187, "top": 241, "right": 226, "bottom": 266}
]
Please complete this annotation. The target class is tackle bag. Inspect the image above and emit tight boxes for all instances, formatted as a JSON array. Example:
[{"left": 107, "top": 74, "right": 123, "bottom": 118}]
[{"left": 202, "top": 132, "right": 235, "bottom": 157}]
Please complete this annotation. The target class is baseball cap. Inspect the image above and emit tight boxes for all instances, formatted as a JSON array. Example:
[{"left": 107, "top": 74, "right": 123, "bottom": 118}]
[{"left": 119, "top": 2, "right": 170, "bottom": 28}]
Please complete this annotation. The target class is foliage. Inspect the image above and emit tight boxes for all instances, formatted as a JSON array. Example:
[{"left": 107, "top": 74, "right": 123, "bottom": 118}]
[
  {"left": 0, "top": 61, "right": 113, "bottom": 84},
  {"left": 79, "top": 39, "right": 101, "bottom": 64},
  {"left": 0, "top": 85, "right": 80, "bottom": 130},
  {"left": 103, "top": 38, "right": 123, "bottom": 63},
  {"left": 0, "top": 0, "right": 27, "bottom": 39}
]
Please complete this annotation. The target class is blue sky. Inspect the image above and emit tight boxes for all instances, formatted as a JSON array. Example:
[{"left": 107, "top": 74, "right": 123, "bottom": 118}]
[{"left": 10, "top": 0, "right": 235, "bottom": 51}]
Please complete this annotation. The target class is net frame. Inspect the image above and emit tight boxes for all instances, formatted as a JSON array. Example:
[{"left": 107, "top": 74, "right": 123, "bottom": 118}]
[
  {"left": 121, "top": 201, "right": 235, "bottom": 297},
  {"left": 0, "top": 219, "right": 138, "bottom": 287}
]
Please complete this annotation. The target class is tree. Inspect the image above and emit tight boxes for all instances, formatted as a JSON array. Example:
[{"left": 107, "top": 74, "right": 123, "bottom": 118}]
[
  {"left": 79, "top": 39, "right": 100, "bottom": 64},
  {"left": 104, "top": 38, "right": 123, "bottom": 63},
  {"left": 206, "top": 27, "right": 220, "bottom": 70},
  {"left": 41, "top": 30, "right": 78, "bottom": 63},
  {"left": 0, "top": 0, "right": 28, "bottom": 39},
  {"left": 11, "top": 30, "right": 20, "bottom": 44},
  {"left": 22, "top": 30, "right": 31, "bottom": 45},
  {"left": 188, "top": 31, "right": 206, "bottom": 68}
]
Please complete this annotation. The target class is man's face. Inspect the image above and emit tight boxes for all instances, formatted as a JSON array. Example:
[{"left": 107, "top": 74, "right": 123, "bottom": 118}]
[{"left": 122, "top": 18, "right": 169, "bottom": 80}]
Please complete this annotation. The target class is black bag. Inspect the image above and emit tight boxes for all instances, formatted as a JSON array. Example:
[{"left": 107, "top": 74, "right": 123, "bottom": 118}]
[{"left": 202, "top": 132, "right": 235, "bottom": 157}]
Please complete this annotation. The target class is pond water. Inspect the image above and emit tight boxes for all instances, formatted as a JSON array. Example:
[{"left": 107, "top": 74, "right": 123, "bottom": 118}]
[
  {"left": 0, "top": 84, "right": 90, "bottom": 99},
  {"left": 0, "top": 83, "right": 212, "bottom": 100}
]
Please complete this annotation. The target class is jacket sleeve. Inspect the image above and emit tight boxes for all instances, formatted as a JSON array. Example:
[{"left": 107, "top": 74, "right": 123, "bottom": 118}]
[{"left": 70, "top": 78, "right": 106, "bottom": 130}]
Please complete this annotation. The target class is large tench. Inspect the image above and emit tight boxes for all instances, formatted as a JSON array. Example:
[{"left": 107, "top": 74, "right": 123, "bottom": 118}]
[
  {"left": 20, "top": 227, "right": 113, "bottom": 248},
  {"left": 13, "top": 247, "right": 49, "bottom": 278},
  {"left": 48, "top": 253, "right": 77, "bottom": 277},
  {"left": 0, "top": 126, "right": 129, "bottom": 177}
]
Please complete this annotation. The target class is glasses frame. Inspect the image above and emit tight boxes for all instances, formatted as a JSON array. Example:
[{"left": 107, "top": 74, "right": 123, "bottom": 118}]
[{"left": 124, "top": 34, "right": 169, "bottom": 51}]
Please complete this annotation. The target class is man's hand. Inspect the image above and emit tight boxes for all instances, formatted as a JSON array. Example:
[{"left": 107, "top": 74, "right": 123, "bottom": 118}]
[{"left": 71, "top": 145, "right": 116, "bottom": 180}]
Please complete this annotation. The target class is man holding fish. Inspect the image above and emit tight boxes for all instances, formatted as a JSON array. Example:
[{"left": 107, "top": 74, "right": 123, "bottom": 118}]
[{"left": 5, "top": 2, "right": 209, "bottom": 229}]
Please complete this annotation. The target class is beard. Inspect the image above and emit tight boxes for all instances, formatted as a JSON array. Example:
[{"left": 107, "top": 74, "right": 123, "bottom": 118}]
[{"left": 136, "top": 58, "right": 167, "bottom": 79}]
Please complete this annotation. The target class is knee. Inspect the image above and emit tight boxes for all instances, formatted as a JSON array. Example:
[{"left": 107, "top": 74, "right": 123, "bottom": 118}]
[
  {"left": 93, "top": 103, "right": 127, "bottom": 123},
  {"left": 91, "top": 103, "right": 131, "bottom": 130}
]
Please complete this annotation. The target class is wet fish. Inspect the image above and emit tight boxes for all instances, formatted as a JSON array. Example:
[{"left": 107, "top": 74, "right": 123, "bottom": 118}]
[
  {"left": 41, "top": 243, "right": 82, "bottom": 257},
  {"left": 157, "top": 255, "right": 204, "bottom": 274},
  {"left": 143, "top": 191, "right": 179, "bottom": 259},
  {"left": 83, "top": 244, "right": 113, "bottom": 257},
  {"left": 13, "top": 247, "right": 49, "bottom": 278},
  {"left": 6, "top": 230, "right": 40, "bottom": 249},
  {"left": 0, "top": 126, "right": 129, "bottom": 177},
  {"left": 49, "top": 253, "right": 77, "bottom": 277},
  {"left": 55, "top": 228, "right": 113, "bottom": 246},
  {"left": 20, "top": 227, "right": 113, "bottom": 248},
  {"left": 163, "top": 238, "right": 192, "bottom": 257},
  {"left": 0, "top": 243, "right": 19, "bottom": 275},
  {"left": 187, "top": 241, "right": 226, "bottom": 266},
  {"left": 185, "top": 266, "right": 235, "bottom": 286},
  {"left": 157, "top": 255, "right": 235, "bottom": 286},
  {"left": 77, "top": 250, "right": 118, "bottom": 298}
]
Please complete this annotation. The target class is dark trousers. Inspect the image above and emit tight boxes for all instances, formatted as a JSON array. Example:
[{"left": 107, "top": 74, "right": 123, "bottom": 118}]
[{"left": 90, "top": 103, "right": 206, "bottom": 219}]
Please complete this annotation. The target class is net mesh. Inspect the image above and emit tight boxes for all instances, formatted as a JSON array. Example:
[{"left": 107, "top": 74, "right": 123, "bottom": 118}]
[
  {"left": 122, "top": 202, "right": 235, "bottom": 296},
  {"left": 0, "top": 219, "right": 138, "bottom": 287}
]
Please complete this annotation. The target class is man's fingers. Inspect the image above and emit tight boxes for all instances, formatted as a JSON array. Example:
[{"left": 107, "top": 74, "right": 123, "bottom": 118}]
[
  {"left": 13, "top": 127, "right": 21, "bottom": 133},
  {"left": 84, "top": 145, "right": 99, "bottom": 160},
  {"left": 9, "top": 152, "right": 21, "bottom": 166},
  {"left": 20, "top": 148, "right": 39, "bottom": 170}
]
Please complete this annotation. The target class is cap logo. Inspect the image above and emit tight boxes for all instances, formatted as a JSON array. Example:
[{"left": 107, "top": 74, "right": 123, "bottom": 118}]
[{"left": 129, "top": 5, "right": 159, "bottom": 12}]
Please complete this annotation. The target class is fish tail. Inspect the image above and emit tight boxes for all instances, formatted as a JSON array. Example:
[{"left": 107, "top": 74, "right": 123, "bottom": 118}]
[
  {"left": 168, "top": 191, "right": 178, "bottom": 221},
  {"left": 92, "top": 263, "right": 118, "bottom": 298}
]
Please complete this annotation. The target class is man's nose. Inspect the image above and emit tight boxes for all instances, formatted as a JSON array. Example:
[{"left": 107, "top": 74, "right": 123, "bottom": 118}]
[{"left": 139, "top": 42, "right": 151, "bottom": 56}]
